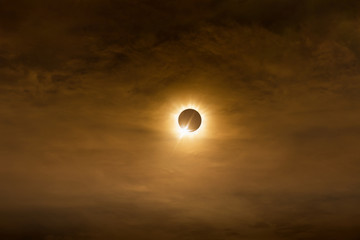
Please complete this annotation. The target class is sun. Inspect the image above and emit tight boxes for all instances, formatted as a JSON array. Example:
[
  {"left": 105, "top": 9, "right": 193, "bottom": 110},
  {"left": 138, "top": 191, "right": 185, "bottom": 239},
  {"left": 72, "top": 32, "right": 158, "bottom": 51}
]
[{"left": 171, "top": 103, "right": 207, "bottom": 138}]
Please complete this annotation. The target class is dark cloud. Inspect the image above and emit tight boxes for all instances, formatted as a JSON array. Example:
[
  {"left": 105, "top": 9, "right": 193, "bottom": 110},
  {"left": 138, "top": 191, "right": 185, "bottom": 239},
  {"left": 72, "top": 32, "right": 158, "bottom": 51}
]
[{"left": 1, "top": 0, "right": 360, "bottom": 239}]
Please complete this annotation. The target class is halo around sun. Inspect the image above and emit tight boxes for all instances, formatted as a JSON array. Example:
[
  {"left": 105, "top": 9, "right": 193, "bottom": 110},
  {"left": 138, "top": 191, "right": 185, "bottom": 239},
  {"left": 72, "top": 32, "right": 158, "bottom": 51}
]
[{"left": 171, "top": 103, "right": 207, "bottom": 138}]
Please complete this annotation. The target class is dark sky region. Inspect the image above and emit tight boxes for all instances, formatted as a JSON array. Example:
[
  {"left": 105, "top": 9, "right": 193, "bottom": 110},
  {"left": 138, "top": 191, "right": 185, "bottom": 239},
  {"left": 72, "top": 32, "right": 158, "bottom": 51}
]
[{"left": 1, "top": 0, "right": 360, "bottom": 239}]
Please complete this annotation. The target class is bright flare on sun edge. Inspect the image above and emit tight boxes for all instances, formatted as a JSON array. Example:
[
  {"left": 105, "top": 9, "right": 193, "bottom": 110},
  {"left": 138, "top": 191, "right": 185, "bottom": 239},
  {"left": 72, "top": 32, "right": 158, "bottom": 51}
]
[{"left": 171, "top": 103, "right": 207, "bottom": 138}]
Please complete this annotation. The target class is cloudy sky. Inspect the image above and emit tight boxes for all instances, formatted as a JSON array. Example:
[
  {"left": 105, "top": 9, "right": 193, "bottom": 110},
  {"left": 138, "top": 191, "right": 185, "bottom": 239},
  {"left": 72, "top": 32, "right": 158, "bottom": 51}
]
[{"left": 1, "top": 0, "right": 360, "bottom": 239}]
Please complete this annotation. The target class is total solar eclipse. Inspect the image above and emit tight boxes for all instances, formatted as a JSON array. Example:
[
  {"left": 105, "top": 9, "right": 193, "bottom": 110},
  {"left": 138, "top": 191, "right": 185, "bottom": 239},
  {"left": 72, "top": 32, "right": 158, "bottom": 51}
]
[{"left": 178, "top": 109, "right": 202, "bottom": 132}]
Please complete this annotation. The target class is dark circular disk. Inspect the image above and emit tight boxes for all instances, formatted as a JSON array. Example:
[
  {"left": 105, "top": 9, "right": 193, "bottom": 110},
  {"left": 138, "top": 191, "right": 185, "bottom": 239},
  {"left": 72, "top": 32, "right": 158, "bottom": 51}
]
[{"left": 178, "top": 109, "right": 202, "bottom": 132}]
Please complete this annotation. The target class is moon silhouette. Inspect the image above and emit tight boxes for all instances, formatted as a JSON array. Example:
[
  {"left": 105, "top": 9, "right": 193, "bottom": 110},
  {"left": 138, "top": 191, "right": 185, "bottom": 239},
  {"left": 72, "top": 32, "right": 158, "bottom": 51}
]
[{"left": 178, "top": 109, "right": 202, "bottom": 132}]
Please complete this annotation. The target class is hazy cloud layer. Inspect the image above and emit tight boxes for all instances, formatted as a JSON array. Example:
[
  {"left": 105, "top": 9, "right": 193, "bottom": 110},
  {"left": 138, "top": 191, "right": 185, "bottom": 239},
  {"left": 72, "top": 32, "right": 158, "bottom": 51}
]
[{"left": 1, "top": 1, "right": 360, "bottom": 239}]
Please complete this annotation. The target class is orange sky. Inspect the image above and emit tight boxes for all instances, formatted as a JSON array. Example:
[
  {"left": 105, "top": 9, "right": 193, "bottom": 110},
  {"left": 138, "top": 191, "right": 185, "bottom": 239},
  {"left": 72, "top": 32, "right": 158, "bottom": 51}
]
[{"left": 1, "top": 1, "right": 360, "bottom": 239}]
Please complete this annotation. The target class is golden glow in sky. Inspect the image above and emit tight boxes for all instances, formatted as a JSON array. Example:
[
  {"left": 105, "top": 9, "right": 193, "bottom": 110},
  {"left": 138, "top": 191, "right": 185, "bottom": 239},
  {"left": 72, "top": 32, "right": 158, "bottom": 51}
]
[{"left": 171, "top": 103, "right": 208, "bottom": 139}]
